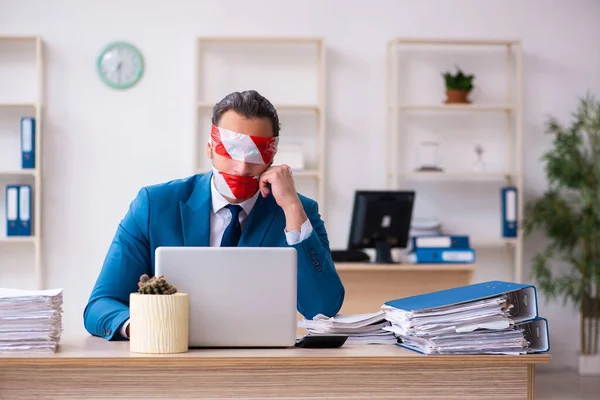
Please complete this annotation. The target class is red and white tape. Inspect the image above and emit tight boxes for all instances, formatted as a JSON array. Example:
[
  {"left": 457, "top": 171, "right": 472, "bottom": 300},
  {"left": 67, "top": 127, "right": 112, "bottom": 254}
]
[
  {"left": 210, "top": 124, "right": 278, "bottom": 165},
  {"left": 212, "top": 167, "right": 259, "bottom": 201}
]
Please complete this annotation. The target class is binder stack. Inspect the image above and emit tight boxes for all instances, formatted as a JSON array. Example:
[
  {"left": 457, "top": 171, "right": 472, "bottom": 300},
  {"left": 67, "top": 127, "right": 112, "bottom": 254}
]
[
  {"left": 298, "top": 311, "right": 397, "bottom": 344},
  {"left": 409, "top": 235, "right": 475, "bottom": 264},
  {"left": 381, "top": 281, "right": 549, "bottom": 355},
  {"left": 5, "top": 185, "right": 32, "bottom": 236},
  {"left": 0, "top": 288, "right": 63, "bottom": 353},
  {"left": 409, "top": 217, "right": 443, "bottom": 240}
]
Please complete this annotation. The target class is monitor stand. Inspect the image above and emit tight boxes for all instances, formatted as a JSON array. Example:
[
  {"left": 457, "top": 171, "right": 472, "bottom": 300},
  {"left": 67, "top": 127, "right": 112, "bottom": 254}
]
[{"left": 374, "top": 241, "right": 398, "bottom": 264}]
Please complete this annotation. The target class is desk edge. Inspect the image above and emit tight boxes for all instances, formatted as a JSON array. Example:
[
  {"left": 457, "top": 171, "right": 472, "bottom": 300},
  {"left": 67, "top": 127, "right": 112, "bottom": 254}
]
[{"left": 0, "top": 354, "right": 551, "bottom": 368}]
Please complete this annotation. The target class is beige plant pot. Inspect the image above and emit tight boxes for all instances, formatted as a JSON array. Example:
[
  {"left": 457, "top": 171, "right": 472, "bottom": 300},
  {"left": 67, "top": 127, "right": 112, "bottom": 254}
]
[
  {"left": 129, "top": 292, "right": 189, "bottom": 354},
  {"left": 579, "top": 354, "right": 600, "bottom": 375}
]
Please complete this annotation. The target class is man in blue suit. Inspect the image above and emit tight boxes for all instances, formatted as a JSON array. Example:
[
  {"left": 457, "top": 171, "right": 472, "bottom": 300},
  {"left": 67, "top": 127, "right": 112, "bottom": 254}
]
[{"left": 84, "top": 90, "right": 345, "bottom": 340}]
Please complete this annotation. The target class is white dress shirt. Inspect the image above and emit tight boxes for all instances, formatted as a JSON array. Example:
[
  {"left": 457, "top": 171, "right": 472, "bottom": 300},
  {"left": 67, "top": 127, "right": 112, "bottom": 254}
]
[{"left": 119, "top": 179, "right": 313, "bottom": 338}]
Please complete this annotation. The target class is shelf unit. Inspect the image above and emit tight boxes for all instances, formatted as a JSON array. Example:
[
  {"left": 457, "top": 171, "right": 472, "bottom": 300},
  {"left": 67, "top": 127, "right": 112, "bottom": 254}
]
[
  {"left": 0, "top": 36, "right": 44, "bottom": 289},
  {"left": 0, "top": 102, "right": 37, "bottom": 108},
  {"left": 393, "top": 104, "right": 513, "bottom": 112},
  {"left": 386, "top": 37, "right": 523, "bottom": 282},
  {"left": 197, "top": 103, "right": 320, "bottom": 112},
  {"left": 0, "top": 170, "right": 39, "bottom": 178},
  {"left": 193, "top": 37, "right": 326, "bottom": 213}
]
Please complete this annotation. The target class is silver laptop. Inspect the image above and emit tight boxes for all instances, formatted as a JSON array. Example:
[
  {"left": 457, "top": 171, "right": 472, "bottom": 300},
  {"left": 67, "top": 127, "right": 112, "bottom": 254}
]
[{"left": 154, "top": 246, "right": 298, "bottom": 348}]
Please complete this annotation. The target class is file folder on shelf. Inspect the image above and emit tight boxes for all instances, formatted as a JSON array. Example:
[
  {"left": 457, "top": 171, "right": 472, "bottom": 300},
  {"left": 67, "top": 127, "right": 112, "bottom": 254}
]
[
  {"left": 18, "top": 185, "right": 32, "bottom": 236},
  {"left": 5, "top": 186, "right": 19, "bottom": 236},
  {"left": 414, "top": 248, "right": 475, "bottom": 264},
  {"left": 21, "top": 117, "right": 35, "bottom": 169},
  {"left": 502, "top": 186, "right": 517, "bottom": 237},
  {"left": 412, "top": 235, "right": 470, "bottom": 250}
]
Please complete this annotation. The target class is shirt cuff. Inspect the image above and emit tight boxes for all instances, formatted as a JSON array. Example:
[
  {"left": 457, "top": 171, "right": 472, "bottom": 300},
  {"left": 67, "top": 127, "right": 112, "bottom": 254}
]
[
  {"left": 120, "top": 319, "right": 130, "bottom": 339},
  {"left": 285, "top": 219, "right": 313, "bottom": 245}
]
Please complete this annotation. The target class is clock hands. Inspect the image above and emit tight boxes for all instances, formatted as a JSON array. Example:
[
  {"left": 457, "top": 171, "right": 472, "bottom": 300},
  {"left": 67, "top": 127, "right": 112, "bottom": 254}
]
[{"left": 116, "top": 61, "right": 123, "bottom": 83}]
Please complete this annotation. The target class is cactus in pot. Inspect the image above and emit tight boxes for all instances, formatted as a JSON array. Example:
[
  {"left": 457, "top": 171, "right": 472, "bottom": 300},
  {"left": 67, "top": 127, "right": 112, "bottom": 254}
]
[
  {"left": 129, "top": 273, "right": 189, "bottom": 354},
  {"left": 137, "top": 274, "right": 178, "bottom": 295}
]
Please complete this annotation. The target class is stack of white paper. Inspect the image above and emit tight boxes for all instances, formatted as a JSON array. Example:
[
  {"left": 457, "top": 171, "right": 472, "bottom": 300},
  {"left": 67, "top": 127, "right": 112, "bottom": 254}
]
[
  {"left": 409, "top": 217, "right": 443, "bottom": 239},
  {"left": 382, "top": 295, "right": 530, "bottom": 354},
  {"left": 298, "top": 311, "right": 398, "bottom": 345},
  {"left": 0, "top": 288, "right": 63, "bottom": 353}
]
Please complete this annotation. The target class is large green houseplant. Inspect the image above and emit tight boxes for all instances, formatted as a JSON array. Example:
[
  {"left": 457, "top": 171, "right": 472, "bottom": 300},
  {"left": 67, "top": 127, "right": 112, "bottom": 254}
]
[{"left": 523, "top": 93, "right": 600, "bottom": 374}]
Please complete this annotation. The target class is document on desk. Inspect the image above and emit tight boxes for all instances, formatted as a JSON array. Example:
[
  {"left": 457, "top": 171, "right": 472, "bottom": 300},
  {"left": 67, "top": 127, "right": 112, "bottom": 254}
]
[
  {"left": 299, "top": 311, "right": 387, "bottom": 330},
  {"left": 0, "top": 288, "right": 63, "bottom": 353},
  {"left": 383, "top": 297, "right": 512, "bottom": 336},
  {"left": 298, "top": 311, "right": 398, "bottom": 344},
  {"left": 383, "top": 295, "right": 523, "bottom": 353},
  {"left": 381, "top": 280, "right": 550, "bottom": 355},
  {"left": 399, "top": 328, "right": 529, "bottom": 355}
]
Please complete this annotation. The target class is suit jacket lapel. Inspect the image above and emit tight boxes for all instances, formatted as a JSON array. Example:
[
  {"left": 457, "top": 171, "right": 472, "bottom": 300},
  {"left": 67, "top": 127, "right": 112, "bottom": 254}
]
[
  {"left": 239, "top": 192, "right": 279, "bottom": 247},
  {"left": 180, "top": 172, "right": 212, "bottom": 246}
]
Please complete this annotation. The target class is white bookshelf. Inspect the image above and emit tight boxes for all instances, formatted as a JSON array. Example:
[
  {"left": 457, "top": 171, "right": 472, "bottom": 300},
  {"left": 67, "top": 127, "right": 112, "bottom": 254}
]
[
  {"left": 193, "top": 37, "right": 326, "bottom": 213},
  {"left": 390, "top": 171, "right": 513, "bottom": 181},
  {"left": 0, "top": 36, "right": 44, "bottom": 289},
  {"left": 386, "top": 37, "right": 523, "bottom": 282},
  {"left": 393, "top": 104, "right": 513, "bottom": 112},
  {"left": 197, "top": 103, "right": 321, "bottom": 112},
  {"left": 0, "top": 236, "right": 37, "bottom": 244},
  {"left": 0, "top": 170, "right": 39, "bottom": 178},
  {"left": 0, "top": 102, "right": 37, "bottom": 108}
]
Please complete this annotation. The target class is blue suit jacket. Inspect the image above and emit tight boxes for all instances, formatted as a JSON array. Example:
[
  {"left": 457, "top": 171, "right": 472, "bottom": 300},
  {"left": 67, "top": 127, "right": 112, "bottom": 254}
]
[{"left": 83, "top": 172, "right": 345, "bottom": 340}]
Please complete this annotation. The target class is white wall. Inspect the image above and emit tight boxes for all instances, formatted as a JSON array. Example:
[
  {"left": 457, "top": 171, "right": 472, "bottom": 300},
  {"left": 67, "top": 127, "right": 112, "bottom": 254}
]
[{"left": 1, "top": 0, "right": 599, "bottom": 370}]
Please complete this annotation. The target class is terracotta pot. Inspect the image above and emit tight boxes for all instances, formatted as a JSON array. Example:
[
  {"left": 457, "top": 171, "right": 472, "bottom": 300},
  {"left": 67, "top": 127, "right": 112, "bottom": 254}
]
[
  {"left": 129, "top": 292, "right": 189, "bottom": 354},
  {"left": 445, "top": 89, "right": 471, "bottom": 104}
]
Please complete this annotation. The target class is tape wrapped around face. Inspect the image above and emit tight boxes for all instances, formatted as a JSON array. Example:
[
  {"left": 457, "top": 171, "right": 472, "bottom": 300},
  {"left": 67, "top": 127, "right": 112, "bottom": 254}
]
[
  {"left": 210, "top": 124, "right": 278, "bottom": 165},
  {"left": 212, "top": 167, "right": 259, "bottom": 201}
]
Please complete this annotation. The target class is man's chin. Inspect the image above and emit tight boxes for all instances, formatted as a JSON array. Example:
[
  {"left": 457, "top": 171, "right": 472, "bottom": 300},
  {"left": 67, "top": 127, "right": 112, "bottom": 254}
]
[{"left": 223, "top": 190, "right": 259, "bottom": 203}]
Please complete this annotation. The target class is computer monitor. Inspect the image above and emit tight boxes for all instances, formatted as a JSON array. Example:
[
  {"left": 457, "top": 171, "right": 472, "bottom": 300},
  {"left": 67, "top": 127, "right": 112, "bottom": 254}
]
[{"left": 347, "top": 190, "right": 415, "bottom": 264}]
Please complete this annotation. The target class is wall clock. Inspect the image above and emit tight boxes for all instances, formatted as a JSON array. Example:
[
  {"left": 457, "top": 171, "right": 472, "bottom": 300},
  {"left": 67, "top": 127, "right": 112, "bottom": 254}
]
[{"left": 96, "top": 41, "right": 144, "bottom": 89}]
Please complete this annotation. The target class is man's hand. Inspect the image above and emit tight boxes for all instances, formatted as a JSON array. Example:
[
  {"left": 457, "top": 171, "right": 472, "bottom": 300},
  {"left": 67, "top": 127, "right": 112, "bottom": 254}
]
[{"left": 259, "top": 165, "right": 307, "bottom": 232}]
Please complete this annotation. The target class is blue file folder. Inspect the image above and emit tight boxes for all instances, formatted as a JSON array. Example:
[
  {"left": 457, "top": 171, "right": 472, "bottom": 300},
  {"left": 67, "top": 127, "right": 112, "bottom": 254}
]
[
  {"left": 5, "top": 185, "right": 19, "bottom": 236},
  {"left": 384, "top": 281, "right": 549, "bottom": 354},
  {"left": 502, "top": 186, "right": 517, "bottom": 237},
  {"left": 21, "top": 117, "right": 35, "bottom": 169},
  {"left": 18, "top": 185, "right": 32, "bottom": 236},
  {"left": 384, "top": 280, "right": 539, "bottom": 324},
  {"left": 414, "top": 248, "right": 475, "bottom": 264},
  {"left": 397, "top": 317, "right": 550, "bottom": 354},
  {"left": 521, "top": 317, "right": 550, "bottom": 353},
  {"left": 412, "top": 235, "right": 470, "bottom": 250}
]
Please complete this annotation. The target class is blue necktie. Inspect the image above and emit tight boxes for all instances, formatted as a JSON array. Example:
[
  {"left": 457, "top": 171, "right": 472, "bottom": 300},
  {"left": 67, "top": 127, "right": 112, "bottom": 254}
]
[{"left": 220, "top": 204, "right": 243, "bottom": 247}]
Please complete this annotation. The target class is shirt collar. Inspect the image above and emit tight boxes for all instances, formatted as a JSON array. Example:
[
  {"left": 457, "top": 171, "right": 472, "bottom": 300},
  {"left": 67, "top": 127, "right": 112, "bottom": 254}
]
[{"left": 210, "top": 177, "right": 260, "bottom": 216}]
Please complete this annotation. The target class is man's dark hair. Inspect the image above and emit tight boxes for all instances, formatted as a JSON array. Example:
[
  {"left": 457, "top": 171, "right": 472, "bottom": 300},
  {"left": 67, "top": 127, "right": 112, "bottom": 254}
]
[{"left": 211, "top": 90, "right": 280, "bottom": 137}]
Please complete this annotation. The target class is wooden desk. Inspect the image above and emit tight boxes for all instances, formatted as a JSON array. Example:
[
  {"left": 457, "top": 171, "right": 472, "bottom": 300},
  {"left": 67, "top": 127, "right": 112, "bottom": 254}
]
[{"left": 0, "top": 336, "right": 549, "bottom": 400}]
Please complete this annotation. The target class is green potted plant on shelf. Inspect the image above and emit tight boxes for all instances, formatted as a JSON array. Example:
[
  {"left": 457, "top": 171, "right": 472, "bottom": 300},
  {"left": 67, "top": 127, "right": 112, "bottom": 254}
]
[
  {"left": 523, "top": 93, "right": 600, "bottom": 375},
  {"left": 441, "top": 66, "right": 474, "bottom": 104},
  {"left": 129, "top": 274, "right": 189, "bottom": 354}
]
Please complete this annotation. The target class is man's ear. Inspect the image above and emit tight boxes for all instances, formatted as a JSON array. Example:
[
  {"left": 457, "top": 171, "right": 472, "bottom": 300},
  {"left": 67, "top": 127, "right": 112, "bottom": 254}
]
[{"left": 206, "top": 141, "right": 213, "bottom": 159}]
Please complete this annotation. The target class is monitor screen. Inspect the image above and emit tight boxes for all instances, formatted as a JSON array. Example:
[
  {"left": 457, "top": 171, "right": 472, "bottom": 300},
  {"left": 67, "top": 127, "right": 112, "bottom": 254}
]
[{"left": 347, "top": 190, "right": 415, "bottom": 263}]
